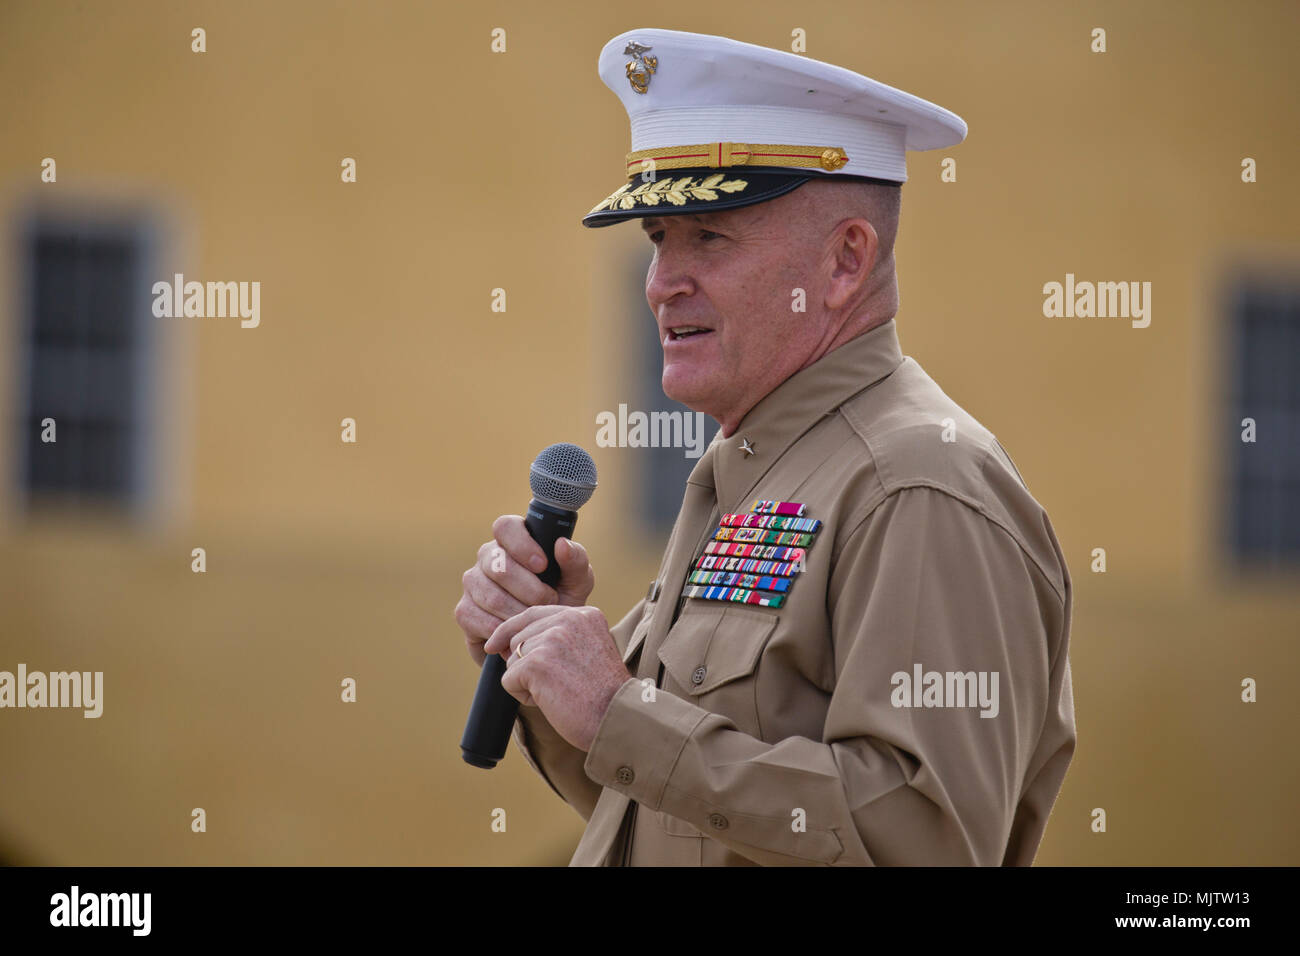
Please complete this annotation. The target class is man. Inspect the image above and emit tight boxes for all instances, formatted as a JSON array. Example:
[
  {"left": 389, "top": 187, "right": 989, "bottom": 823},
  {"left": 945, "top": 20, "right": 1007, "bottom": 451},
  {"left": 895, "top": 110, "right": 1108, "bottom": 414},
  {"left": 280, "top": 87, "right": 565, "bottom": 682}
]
[{"left": 455, "top": 28, "right": 1076, "bottom": 865}]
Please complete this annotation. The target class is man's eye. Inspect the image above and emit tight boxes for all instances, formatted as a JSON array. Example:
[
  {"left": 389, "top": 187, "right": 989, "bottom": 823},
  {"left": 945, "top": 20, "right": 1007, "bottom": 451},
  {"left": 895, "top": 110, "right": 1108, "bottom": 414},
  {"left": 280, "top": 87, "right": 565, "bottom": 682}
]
[{"left": 644, "top": 228, "right": 720, "bottom": 243}]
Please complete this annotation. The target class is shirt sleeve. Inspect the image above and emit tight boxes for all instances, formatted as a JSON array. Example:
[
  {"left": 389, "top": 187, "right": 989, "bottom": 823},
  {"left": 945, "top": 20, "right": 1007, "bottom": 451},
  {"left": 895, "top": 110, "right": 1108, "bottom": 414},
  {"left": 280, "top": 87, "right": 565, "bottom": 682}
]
[
  {"left": 582, "top": 487, "right": 1074, "bottom": 865},
  {"left": 512, "top": 596, "right": 647, "bottom": 822}
]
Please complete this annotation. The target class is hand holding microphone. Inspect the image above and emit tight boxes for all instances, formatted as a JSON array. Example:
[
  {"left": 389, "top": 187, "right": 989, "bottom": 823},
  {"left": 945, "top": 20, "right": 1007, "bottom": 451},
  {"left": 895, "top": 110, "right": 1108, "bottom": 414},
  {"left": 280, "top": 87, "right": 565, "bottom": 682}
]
[
  {"left": 456, "top": 443, "right": 598, "bottom": 768},
  {"left": 457, "top": 521, "right": 594, "bottom": 668}
]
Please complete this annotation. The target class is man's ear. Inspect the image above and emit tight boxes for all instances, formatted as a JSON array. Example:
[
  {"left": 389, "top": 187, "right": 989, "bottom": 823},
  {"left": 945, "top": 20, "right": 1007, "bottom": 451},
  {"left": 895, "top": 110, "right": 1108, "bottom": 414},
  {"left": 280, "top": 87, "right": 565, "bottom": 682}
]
[{"left": 824, "top": 218, "right": 878, "bottom": 312}]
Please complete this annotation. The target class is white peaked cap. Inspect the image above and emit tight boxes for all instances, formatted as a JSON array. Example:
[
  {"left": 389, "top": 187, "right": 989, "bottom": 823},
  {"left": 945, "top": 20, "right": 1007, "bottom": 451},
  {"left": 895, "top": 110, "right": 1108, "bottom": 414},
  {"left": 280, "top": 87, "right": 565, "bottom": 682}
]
[{"left": 584, "top": 28, "right": 967, "bottom": 227}]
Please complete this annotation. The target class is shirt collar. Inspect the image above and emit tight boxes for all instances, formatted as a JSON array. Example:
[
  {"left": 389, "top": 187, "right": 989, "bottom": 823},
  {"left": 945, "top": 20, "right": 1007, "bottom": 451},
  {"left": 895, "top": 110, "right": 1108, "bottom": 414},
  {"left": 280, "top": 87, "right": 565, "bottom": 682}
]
[{"left": 689, "top": 318, "right": 905, "bottom": 512}]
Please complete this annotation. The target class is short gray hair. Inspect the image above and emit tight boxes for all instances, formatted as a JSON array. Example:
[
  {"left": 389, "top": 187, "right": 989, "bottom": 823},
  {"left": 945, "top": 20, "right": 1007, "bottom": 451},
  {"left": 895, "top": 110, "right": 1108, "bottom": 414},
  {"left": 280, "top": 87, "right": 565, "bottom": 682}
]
[{"left": 800, "top": 178, "right": 901, "bottom": 262}]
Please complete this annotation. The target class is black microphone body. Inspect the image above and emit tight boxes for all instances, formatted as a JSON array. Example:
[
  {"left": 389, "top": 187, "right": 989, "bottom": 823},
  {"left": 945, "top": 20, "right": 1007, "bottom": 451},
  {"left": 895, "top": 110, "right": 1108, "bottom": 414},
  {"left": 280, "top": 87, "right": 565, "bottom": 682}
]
[
  {"left": 460, "top": 500, "right": 574, "bottom": 769},
  {"left": 460, "top": 442, "right": 597, "bottom": 770}
]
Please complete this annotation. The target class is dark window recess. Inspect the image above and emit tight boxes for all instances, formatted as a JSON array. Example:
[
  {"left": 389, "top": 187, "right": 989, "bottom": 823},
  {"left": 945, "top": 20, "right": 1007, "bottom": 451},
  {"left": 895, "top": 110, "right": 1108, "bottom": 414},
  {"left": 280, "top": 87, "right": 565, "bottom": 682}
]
[
  {"left": 21, "top": 227, "right": 145, "bottom": 506},
  {"left": 1226, "top": 282, "right": 1300, "bottom": 565}
]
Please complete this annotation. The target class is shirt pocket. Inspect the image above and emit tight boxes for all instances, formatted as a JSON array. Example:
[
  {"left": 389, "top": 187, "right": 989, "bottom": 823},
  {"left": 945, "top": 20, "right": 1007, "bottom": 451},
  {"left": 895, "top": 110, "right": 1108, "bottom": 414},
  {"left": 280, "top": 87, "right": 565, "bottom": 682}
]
[{"left": 656, "top": 603, "right": 779, "bottom": 736}]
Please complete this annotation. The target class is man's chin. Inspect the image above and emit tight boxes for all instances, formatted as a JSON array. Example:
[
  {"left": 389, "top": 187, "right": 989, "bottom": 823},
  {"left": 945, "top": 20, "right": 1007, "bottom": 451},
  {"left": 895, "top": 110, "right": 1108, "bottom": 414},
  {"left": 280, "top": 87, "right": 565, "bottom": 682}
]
[{"left": 661, "top": 371, "right": 714, "bottom": 414}]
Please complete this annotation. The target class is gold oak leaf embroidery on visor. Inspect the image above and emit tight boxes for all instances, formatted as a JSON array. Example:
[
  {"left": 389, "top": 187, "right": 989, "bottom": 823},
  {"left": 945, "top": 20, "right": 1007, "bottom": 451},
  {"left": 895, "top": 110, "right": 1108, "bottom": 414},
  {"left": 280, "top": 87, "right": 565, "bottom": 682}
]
[{"left": 587, "top": 174, "right": 748, "bottom": 215}]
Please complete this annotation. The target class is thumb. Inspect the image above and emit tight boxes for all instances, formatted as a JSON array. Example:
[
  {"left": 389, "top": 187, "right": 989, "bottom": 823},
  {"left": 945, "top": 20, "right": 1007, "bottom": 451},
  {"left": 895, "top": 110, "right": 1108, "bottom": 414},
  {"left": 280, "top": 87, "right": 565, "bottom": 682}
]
[
  {"left": 554, "top": 537, "right": 592, "bottom": 603},
  {"left": 557, "top": 536, "right": 582, "bottom": 566}
]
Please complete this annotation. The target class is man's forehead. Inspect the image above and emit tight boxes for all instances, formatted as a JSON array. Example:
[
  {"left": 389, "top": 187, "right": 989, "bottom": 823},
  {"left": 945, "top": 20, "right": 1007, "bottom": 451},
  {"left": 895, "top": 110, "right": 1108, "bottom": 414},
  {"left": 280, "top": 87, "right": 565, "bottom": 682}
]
[
  {"left": 639, "top": 206, "right": 767, "bottom": 229},
  {"left": 639, "top": 213, "right": 710, "bottom": 228}
]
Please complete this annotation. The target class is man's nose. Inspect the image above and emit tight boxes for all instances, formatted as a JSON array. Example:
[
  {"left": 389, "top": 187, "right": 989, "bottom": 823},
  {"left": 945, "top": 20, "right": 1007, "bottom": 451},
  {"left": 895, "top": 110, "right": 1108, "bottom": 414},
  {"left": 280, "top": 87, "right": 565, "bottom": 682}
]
[{"left": 645, "top": 238, "right": 696, "bottom": 307}]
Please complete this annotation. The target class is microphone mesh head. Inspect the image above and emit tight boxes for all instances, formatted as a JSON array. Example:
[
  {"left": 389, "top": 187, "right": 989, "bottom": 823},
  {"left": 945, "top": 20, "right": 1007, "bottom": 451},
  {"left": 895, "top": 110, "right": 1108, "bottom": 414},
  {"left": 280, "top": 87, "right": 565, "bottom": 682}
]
[{"left": 529, "top": 443, "right": 598, "bottom": 510}]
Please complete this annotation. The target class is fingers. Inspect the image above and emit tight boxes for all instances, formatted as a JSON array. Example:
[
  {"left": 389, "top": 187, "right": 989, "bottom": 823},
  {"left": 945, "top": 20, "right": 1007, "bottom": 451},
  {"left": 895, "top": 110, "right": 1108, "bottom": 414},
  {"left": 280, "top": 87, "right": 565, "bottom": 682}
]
[
  {"left": 500, "top": 657, "right": 535, "bottom": 707},
  {"left": 492, "top": 514, "right": 548, "bottom": 575},
  {"left": 464, "top": 520, "right": 559, "bottom": 615},
  {"left": 463, "top": 557, "right": 529, "bottom": 622},
  {"left": 554, "top": 536, "right": 596, "bottom": 606},
  {"left": 499, "top": 611, "right": 566, "bottom": 709},
  {"left": 483, "top": 604, "right": 568, "bottom": 656},
  {"left": 455, "top": 516, "right": 594, "bottom": 669},
  {"left": 453, "top": 596, "right": 505, "bottom": 666},
  {"left": 489, "top": 517, "right": 563, "bottom": 604}
]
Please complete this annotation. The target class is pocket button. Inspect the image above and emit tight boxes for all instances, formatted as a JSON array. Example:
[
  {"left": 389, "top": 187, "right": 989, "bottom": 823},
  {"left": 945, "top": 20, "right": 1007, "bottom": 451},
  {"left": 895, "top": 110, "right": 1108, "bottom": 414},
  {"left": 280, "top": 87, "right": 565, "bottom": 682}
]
[{"left": 691, "top": 665, "right": 707, "bottom": 685}]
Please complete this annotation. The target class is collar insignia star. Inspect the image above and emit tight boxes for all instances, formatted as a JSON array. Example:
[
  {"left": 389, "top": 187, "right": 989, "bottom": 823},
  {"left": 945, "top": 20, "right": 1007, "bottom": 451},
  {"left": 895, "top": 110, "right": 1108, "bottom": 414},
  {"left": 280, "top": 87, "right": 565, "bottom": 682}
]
[{"left": 739, "top": 438, "right": 755, "bottom": 457}]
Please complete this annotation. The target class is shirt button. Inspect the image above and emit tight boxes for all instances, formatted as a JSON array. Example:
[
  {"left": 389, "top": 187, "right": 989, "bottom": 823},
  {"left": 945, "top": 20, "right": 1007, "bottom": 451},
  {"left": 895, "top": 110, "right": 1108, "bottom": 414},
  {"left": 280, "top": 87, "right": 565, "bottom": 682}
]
[
  {"left": 615, "top": 766, "right": 635, "bottom": 786},
  {"left": 708, "top": 813, "right": 729, "bottom": 830},
  {"left": 691, "top": 665, "right": 707, "bottom": 685}
]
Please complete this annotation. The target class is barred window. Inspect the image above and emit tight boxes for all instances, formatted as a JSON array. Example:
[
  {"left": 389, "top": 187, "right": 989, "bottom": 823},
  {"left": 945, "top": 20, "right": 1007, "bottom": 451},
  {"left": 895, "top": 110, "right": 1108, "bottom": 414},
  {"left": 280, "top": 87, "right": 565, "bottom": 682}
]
[
  {"left": 16, "top": 216, "right": 154, "bottom": 512},
  {"left": 1226, "top": 280, "right": 1300, "bottom": 565}
]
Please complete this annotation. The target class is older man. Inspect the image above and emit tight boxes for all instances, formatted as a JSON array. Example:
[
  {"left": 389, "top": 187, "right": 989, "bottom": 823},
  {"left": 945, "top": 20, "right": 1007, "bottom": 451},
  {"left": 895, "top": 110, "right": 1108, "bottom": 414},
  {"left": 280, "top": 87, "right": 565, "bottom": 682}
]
[{"left": 455, "top": 29, "right": 1076, "bottom": 865}]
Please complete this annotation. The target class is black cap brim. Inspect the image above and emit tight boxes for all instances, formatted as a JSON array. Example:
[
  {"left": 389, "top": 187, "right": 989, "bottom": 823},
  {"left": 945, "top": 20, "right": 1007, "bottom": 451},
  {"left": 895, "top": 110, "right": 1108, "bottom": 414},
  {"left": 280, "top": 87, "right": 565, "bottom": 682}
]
[
  {"left": 581, "top": 168, "right": 813, "bottom": 228},
  {"left": 581, "top": 169, "right": 904, "bottom": 228}
]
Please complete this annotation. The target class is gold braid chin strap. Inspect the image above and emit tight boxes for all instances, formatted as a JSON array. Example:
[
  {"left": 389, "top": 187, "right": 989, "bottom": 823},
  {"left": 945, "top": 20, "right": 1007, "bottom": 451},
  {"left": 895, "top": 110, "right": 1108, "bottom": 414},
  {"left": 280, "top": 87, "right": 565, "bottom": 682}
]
[{"left": 626, "top": 142, "right": 848, "bottom": 174}]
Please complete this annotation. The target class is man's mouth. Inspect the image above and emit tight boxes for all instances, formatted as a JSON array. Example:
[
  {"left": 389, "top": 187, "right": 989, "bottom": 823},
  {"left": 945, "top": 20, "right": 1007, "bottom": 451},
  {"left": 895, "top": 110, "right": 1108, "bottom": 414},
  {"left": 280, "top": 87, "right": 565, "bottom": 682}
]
[{"left": 665, "top": 325, "right": 714, "bottom": 342}]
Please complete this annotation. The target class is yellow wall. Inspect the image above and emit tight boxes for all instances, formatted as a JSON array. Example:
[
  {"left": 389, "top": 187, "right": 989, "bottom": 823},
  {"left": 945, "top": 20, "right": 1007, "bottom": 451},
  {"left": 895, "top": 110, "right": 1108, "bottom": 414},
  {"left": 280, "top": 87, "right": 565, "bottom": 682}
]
[{"left": 0, "top": 0, "right": 1296, "bottom": 864}]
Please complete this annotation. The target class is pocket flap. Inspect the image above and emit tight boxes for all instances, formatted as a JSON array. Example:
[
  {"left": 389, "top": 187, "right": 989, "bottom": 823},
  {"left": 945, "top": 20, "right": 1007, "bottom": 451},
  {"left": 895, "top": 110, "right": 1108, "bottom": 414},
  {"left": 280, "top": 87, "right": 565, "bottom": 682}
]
[{"left": 657, "top": 605, "right": 778, "bottom": 695}]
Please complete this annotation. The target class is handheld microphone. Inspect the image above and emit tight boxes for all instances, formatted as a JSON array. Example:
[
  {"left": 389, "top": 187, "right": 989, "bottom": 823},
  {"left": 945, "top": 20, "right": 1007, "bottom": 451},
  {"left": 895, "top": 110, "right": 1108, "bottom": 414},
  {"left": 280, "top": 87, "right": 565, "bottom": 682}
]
[{"left": 460, "top": 443, "right": 598, "bottom": 769}]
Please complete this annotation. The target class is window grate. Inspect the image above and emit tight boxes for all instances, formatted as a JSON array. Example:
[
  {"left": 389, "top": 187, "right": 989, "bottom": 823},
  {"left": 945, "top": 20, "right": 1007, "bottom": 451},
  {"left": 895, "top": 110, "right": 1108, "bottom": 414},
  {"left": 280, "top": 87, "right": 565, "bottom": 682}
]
[
  {"left": 1227, "top": 282, "right": 1300, "bottom": 565},
  {"left": 20, "top": 224, "right": 146, "bottom": 506}
]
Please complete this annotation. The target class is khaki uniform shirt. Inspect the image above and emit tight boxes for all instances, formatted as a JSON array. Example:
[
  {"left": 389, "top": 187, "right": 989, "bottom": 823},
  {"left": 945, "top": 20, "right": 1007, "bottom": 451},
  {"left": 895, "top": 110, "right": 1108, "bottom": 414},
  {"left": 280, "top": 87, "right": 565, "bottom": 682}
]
[{"left": 513, "top": 318, "right": 1076, "bottom": 865}]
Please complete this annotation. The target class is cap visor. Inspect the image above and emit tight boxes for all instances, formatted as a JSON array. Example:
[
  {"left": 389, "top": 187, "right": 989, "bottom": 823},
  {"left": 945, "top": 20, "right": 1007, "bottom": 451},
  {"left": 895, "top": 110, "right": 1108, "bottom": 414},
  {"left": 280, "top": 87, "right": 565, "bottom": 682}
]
[{"left": 582, "top": 169, "right": 813, "bottom": 228}]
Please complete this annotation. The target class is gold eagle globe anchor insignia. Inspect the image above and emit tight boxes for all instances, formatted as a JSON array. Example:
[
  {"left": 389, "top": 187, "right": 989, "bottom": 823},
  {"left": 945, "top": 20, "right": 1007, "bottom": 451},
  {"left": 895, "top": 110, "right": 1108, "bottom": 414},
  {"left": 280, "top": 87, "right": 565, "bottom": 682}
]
[{"left": 624, "top": 41, "right": 658, "bottom": 94}]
